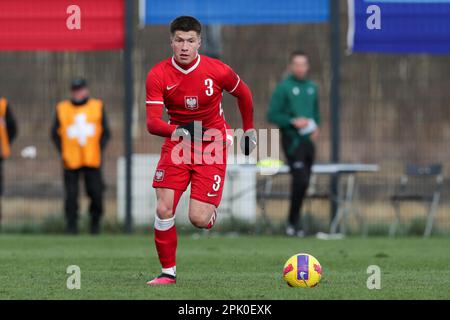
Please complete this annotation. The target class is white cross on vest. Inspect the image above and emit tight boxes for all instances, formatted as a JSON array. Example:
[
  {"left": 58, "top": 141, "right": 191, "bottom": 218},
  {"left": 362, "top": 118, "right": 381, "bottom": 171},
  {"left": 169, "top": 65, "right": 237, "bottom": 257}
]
[{"left": 67, "top": 113, "right": 95, "bottom": 146}]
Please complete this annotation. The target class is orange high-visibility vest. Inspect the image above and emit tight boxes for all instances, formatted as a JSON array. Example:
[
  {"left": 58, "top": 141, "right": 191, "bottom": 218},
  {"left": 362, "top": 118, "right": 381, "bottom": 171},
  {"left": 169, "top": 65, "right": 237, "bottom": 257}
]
[
  {"left": 56, "top": 99, "right": 104, "bottom": 169},
  {"left": 0, "top": 97, "right": 11, "bottom": 159}
]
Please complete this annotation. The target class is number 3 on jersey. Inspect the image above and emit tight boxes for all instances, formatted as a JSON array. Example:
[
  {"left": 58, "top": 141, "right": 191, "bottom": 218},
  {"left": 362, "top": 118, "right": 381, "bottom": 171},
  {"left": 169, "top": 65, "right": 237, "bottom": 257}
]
[
  {"left": 205, "top": 78, "right": 214, "bottom": 96},
  {"left": 212, "top": 174, "right": 221, "bottom": 192}
]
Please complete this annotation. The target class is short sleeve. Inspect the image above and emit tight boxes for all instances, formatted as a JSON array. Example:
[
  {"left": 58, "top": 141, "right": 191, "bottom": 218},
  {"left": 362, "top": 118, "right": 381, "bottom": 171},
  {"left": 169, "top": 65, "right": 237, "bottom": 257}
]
[
  {"left": 221, "top": 63, "right": 241, "bottom": 93},
  {"left": 146, "top": 68, "right": 164, "bottom": 107}
]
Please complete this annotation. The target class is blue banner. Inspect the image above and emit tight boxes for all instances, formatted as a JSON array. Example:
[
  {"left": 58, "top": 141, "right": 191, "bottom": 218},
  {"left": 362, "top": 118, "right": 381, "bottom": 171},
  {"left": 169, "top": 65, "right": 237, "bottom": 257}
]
[
  {"left": 139, "top": 0, "right": 329, "bottom": 25},
  {"left": 348, "top": 0, "right": 450, "bottom": 54}
]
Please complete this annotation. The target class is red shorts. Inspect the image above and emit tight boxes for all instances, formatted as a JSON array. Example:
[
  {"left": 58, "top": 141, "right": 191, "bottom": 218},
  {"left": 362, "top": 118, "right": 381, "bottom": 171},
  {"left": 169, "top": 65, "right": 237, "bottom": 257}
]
[{"left": 152, "top": 140, "right": 227, "bottom": 207}]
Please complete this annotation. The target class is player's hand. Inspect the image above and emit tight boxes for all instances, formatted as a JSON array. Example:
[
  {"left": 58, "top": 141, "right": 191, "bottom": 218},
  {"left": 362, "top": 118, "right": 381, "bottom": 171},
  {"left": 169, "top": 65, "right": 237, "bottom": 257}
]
[
  {"left": 174, "top": 121, "right": 206, "bottom": 142},
  {"left": 240, "top": 128, "right": 257, "bottom": 156},
  {"left": 291, "top": 117, "right": 309, "bottom": 129}
]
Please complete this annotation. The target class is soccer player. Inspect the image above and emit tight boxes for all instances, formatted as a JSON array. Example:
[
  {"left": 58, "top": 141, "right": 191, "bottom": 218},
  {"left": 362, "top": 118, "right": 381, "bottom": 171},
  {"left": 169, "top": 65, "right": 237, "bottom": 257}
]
[{"left": 145, "top": 16, "right": 256, "bottom": 285}]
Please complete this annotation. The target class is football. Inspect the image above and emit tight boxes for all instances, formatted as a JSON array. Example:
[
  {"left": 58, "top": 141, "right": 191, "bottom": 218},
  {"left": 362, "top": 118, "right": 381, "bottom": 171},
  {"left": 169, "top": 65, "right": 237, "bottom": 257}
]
[{"left": 283, "top": 253, "right": 322, "bottom": 288}]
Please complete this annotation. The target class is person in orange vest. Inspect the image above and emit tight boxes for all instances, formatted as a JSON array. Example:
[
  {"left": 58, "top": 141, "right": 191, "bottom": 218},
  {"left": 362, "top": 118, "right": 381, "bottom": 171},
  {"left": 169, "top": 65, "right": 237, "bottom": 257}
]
[
  {"left": 0, "top": 96, "right": 17, "bottom": 229},
  {"left": 51, "top": 78, "right": 110, "bottom": 235}
]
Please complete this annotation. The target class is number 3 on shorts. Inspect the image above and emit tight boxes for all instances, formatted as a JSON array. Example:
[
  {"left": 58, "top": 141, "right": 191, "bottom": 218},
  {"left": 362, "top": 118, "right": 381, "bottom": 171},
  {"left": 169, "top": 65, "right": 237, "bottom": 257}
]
[{"left": 212, "top": 174, "right": 221, "bottom": 192}]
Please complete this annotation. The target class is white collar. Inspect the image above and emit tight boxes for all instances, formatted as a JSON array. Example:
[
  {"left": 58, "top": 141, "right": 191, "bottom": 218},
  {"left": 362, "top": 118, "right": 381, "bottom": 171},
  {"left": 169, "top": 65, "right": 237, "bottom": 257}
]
[{"left": 171, "top": 54, "right": 201, "bottom": 75}]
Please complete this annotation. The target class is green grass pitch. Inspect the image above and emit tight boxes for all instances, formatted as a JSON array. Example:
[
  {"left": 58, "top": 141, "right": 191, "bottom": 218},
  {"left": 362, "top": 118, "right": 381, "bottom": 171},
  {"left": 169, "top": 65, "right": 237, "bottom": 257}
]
[{"left": 0, "top": 234, "right": 449, "bottom": 299}]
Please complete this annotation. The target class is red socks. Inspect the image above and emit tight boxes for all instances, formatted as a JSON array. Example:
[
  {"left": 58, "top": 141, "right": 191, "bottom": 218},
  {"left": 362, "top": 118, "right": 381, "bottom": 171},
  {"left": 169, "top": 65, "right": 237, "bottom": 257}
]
[
  {"left": 154, "top": 222, "right": 177, "bottom": 268},
  {"left": 153, "top": 190, "right": 183, "bottom": 271},
  {"left": 154, "top": 191, "right": 218, "bottom": 272}
]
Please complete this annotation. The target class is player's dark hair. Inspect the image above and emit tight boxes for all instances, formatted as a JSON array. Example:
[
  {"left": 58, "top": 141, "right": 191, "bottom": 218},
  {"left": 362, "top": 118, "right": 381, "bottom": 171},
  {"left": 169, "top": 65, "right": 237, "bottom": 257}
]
[
  {"left": 289, "top": 50, "right": 308, "bottom": 62},
  {"left": 170, "top": 16, "right": 202, "bottom": 35}
]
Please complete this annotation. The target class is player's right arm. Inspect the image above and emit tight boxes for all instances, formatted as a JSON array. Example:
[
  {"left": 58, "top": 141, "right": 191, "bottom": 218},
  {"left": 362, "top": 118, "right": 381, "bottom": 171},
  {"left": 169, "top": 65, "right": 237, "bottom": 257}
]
[
  {"left": 146, "top": 68, "right": 207, "bottom": 139},
  {"left": 146, "top": 68, "right": 177, "bottom": 137}
]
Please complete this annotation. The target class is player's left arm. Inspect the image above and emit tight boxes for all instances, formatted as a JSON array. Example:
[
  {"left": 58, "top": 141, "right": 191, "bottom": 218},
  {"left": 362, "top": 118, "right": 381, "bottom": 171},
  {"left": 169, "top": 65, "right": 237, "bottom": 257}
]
[{"left": 222, "top": 65, "right": 256, "bottom": 155}]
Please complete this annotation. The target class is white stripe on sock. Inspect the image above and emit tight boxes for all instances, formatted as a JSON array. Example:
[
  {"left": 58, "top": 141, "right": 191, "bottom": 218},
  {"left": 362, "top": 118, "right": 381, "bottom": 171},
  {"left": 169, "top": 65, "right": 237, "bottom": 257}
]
[
  {"left": 162, "top": 266, "right": 176, "bottom": 277},
  {"left": 154, "top": 215, "right": 175, "bottom": 231}
]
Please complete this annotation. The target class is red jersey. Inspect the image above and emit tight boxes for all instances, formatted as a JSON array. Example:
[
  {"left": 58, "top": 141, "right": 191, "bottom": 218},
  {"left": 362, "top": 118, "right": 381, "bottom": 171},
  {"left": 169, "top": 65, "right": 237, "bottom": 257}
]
[
  {"left": 146, "top": 54, "right": 242, "bottom": 136},
  {"left": 148, "top": 54, "right": 254, "bottom": 206}
]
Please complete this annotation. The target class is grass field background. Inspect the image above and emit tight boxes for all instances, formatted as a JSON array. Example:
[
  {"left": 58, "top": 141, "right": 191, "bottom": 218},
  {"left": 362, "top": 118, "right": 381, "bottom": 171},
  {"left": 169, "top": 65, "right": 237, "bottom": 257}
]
[{"left": 0, "top": 234, "right": 449, "bottom": 299}]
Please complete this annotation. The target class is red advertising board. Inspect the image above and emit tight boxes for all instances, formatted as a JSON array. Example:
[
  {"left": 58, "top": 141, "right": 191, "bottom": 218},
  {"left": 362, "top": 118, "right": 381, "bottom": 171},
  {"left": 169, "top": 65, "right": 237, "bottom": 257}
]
[{"left": 0, "top": 0, "right": 124, "bottom": 51}]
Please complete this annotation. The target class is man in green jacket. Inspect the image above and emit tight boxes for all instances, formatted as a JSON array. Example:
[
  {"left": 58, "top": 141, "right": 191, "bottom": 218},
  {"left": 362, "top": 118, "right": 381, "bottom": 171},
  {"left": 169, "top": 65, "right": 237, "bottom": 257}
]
[{"left": 267, "top": 50, "right": 320, "bottom": 237}]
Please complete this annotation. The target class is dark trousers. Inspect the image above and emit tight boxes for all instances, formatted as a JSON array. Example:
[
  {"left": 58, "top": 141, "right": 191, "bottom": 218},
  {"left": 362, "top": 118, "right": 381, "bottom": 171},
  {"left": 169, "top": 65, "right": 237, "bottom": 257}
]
[
  {"left": 281, "top": 134, "right": 315, "bottom": 230},
  {"left": 64, "top": 167, "right": 104, "bottom": 234}
]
